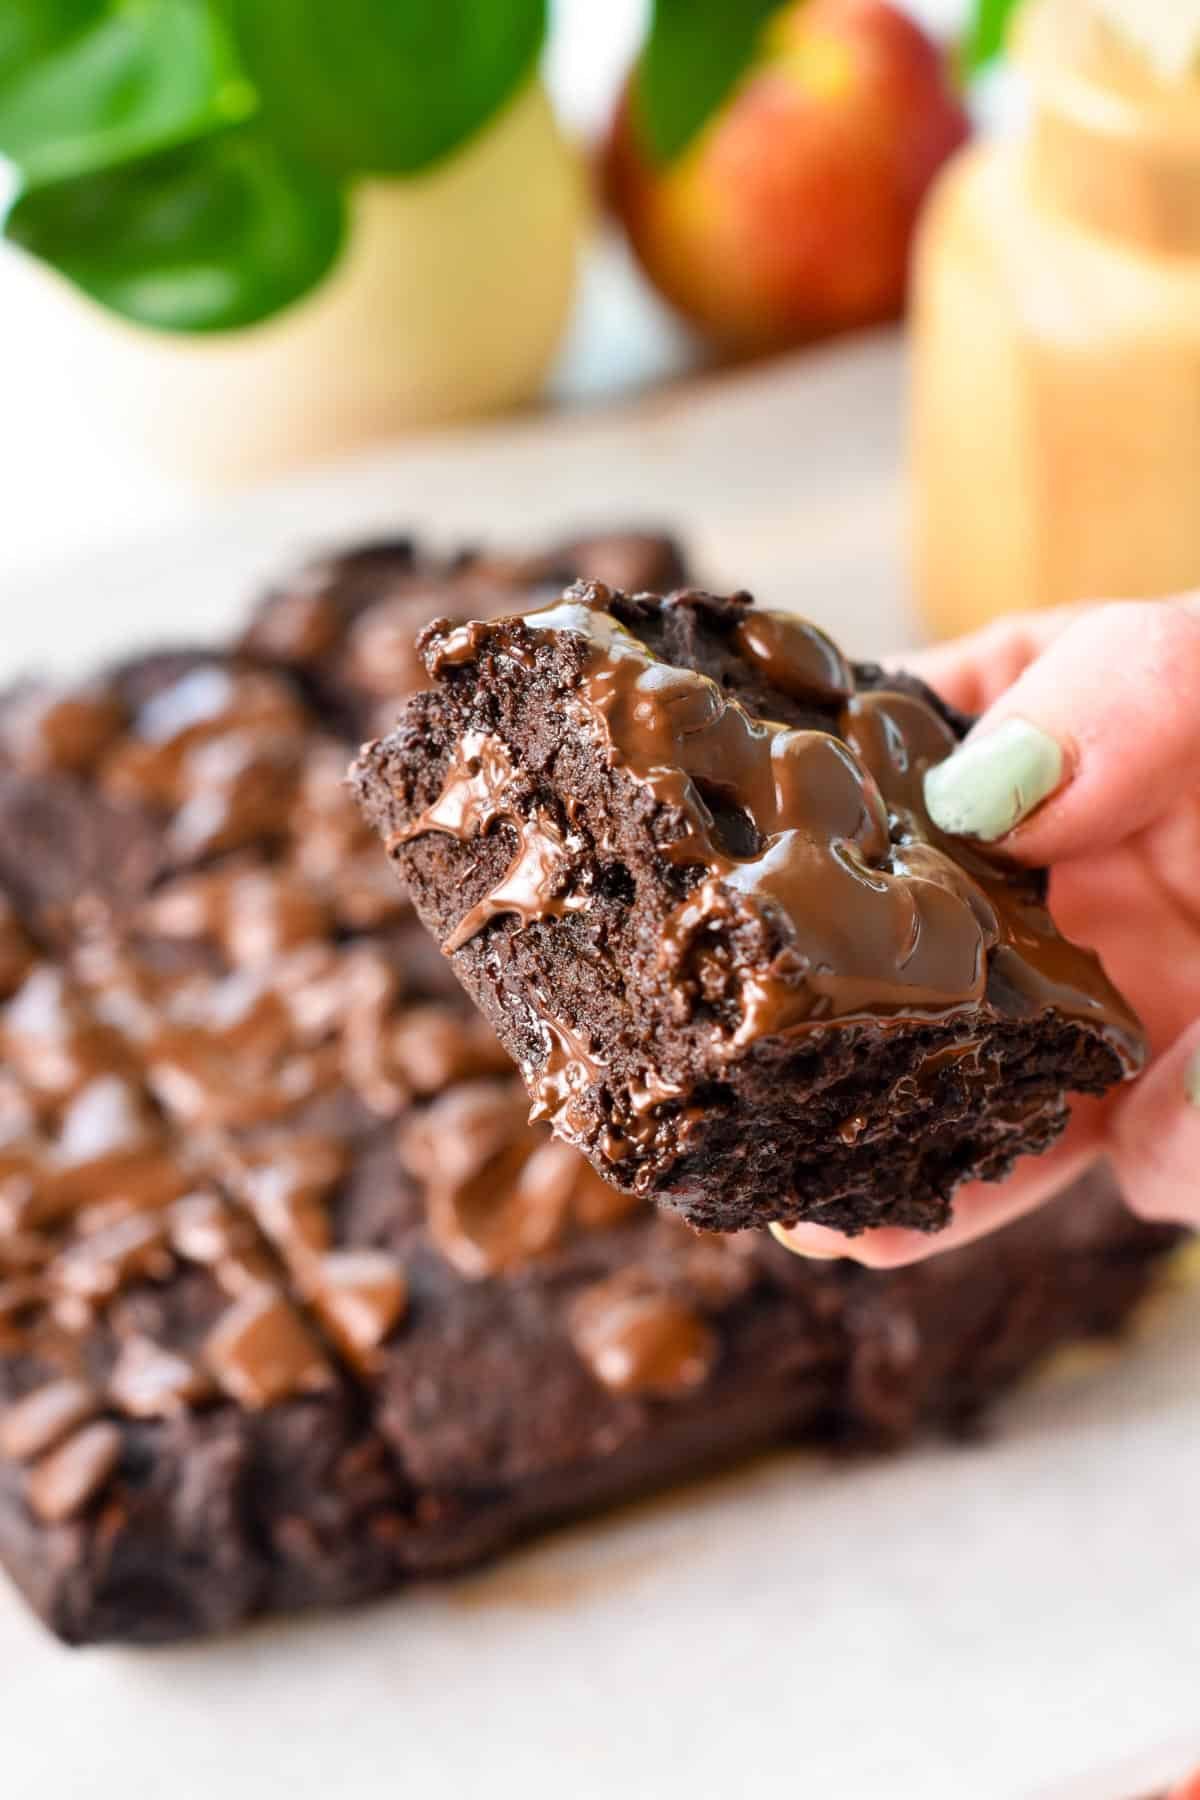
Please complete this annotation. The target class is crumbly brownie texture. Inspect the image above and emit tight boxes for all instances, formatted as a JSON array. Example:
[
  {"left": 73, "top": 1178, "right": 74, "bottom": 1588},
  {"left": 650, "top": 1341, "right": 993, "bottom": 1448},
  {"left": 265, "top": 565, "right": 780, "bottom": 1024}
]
[
  {"left": 354, "top": 583, "right": 1143, "bottom": 1235},
  {"left": 240, "top": 529, "right": 691, "bottom": 739},
  {"left": 0, "top": 534, "right": 1175, "bottom": 1648}
]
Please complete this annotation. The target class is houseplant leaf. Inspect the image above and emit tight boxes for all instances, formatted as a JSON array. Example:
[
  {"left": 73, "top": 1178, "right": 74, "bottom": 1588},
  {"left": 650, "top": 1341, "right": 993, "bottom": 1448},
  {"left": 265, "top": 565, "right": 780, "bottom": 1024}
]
[
  {"left": 0, "top": 0, "right": 106, "bottom": 88},
  {"left": 635, "top": 0, "right": 780, "bottom": 164},
  {"left": 230, "top": 0, "right": 546, "bottom": 176},
  {"left": 6, "top": 124, "right": 344, "bottom": 331},
  {"left": 962, "top": 0, "right": 1025, "bottom": 74},
  {"left": 0, "top": 0, "right": 252, "bottom": 188}
]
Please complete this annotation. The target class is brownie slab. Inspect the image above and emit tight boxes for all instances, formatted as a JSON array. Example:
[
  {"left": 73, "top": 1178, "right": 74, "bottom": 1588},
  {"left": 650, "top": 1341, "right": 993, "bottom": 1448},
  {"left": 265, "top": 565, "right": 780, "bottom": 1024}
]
[
  {"left": 184, "top": 1043, "right": 1181, "bottom": 1580},
  {"left": 354, "top": 582, "right": 1143, "bottom": 1235},
  {"left": 0, "top": 532, "right": 1177, "bottom": 1648},
  {"left": 240, "top": 529, "right": 690, "bottom": 741}
]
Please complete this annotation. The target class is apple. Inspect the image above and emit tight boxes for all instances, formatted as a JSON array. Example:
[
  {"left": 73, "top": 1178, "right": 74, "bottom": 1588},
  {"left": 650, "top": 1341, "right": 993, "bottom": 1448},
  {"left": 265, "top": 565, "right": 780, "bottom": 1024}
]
[{"left": 606, "top": 0, "right": 969, "bottom": 354}]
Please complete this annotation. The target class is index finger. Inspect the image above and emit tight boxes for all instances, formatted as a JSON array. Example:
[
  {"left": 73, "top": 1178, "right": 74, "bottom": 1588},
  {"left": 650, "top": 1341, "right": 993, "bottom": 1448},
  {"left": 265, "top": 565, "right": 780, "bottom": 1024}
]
[{"left": 891, "top": 604, "right": 1090, "bottom": 715}]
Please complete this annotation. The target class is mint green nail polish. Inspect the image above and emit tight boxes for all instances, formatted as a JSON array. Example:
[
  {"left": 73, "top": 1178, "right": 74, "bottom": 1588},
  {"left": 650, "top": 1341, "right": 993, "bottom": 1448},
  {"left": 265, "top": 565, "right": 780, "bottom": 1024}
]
[
  {"left": 1185, "top": 1047, "right": 1200, "bottom": 1111},
  {"left": 923, "top": 718, "right": 1064, "bottom": 842}
]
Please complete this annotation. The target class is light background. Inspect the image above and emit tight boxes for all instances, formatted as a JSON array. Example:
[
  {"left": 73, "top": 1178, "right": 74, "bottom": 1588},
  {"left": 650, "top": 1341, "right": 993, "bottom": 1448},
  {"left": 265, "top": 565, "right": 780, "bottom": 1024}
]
[{"left": 0, "top": 0, "right": 968, "bottom": 592}]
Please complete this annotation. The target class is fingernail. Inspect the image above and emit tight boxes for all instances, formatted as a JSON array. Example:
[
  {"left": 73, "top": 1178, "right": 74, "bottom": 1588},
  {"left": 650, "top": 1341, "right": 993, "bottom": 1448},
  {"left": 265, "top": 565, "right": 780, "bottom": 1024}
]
[
  {"left": 768, "top": 1222, "right": 842, "bottom": 1260},
  {"left": 1185, "top": 1046, "right": 1200, "bottom": 1110},
  {"left": 923, "top": 717, "right": 1065, "bottom": 842}
]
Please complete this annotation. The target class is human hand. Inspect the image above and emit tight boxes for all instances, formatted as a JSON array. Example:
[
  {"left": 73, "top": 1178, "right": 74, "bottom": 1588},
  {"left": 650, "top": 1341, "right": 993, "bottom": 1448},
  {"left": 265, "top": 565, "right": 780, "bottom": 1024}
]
[{"left": 773, "top": 596, "right": 1200, "bottom": 1267}]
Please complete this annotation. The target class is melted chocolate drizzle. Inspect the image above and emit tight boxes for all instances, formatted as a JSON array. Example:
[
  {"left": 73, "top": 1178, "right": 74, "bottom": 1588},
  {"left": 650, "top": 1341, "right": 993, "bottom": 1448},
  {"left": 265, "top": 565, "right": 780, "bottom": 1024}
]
[
  {"left": 405, "top": 584, "right": 1143, "bottom": 1067},
  {"left": 1, "top": 632, "right": 670, "bottom": 1529}
]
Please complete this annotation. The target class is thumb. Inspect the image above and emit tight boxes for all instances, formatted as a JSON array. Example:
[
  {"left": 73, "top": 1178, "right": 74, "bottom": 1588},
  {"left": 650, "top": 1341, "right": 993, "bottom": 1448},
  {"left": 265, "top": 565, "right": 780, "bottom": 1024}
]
[{"left": 922, "top": 597, "right": 1200, "bottom": 863}]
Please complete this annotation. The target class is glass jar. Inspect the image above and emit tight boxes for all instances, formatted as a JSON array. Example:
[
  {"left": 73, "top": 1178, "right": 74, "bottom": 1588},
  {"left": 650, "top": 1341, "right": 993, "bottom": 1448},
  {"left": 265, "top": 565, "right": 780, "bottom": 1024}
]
[{"left": 911, "top": 0, "right": 1200, "bottom": 639}]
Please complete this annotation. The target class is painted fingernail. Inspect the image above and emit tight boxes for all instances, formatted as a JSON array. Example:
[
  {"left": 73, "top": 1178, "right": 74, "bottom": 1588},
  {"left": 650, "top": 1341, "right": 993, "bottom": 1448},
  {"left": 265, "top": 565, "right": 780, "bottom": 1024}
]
[
  {"left": 923, "top": 717, "right": 1065, "bottom": 842},
  {"left": 1185, "top": 1045, "right": 1200, "bottom": 1110},
  {"left": 768, "top": 1222, "right": 842, "bottom": 1260}
]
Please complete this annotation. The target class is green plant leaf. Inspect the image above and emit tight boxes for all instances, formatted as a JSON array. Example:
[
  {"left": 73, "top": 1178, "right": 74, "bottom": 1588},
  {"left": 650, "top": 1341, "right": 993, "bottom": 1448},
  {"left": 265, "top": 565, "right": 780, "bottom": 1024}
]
[
  {"left": 0, "top": 0, "right": 253, "bottom": 189},
  {"left": 635, "top": 0, "right": 780, "bottom": 165},
  {"left": 962, "top": 0, "right": 1025, "bottom": 74},
  {"left": 6, "top": 125, "right": 344, "bottom": 331},
  {"left": 0, "top": 0, "right": 106, "bottom": 89},
  {"left": 230, "top": 0, "right": 546, "bottom": 176}
]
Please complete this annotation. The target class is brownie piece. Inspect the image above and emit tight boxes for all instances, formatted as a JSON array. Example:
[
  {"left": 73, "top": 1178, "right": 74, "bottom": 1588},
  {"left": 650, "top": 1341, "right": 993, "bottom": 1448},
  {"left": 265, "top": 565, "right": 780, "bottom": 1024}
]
[
  {"left": 240, "top": 530, "right": 690, "bottom": 739},
  {"left": 0, "top": 964, "right": 411, "bottom": 1644},
  {"left": 354, "top": 582, "right": 1144, "bottom": 1235},
  {"left": 0, "top": 533, "right": 1177, "bottom": 1649}
]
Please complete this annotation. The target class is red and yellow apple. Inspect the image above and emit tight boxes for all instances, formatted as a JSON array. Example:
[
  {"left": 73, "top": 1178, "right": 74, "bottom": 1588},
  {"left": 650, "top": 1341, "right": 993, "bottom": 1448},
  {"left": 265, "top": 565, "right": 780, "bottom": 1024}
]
[{"left": 606, "top": 0, "right": 970, "bottom": 353}]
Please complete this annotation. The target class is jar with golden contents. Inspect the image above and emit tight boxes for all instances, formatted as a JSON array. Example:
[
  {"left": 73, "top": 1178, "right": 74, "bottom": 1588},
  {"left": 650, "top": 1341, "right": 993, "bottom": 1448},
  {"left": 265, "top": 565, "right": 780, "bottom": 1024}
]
[{"left": 911, "top": 0, "right": 1200, "bottom": 638}]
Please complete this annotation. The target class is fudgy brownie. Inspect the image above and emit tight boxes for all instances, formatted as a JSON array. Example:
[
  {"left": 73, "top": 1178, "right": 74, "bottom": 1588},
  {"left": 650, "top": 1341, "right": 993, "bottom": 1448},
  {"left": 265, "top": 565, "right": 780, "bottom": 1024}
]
[
  {"left": 0, "top": 534, "right": 1177, "bottom": 1648},
  {"left": 354, "top": 582, "right": 1143, "bottom": 1235},
  {"left": 240, "top": 529, "right": 690, "bottom": 739}
]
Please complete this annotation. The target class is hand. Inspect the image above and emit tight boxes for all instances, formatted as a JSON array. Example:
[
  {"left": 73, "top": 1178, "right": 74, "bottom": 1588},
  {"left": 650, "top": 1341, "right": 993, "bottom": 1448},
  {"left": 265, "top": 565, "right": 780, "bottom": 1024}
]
[{"left": 774, "top": 596, "right": 1200, "bottom": 1267}]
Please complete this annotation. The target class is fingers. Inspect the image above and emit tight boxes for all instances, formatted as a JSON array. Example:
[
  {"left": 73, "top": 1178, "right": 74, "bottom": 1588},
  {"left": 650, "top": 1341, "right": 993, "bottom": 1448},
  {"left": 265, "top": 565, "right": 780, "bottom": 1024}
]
[
  {"left": 922, "top": 596, "right": 1200, "bottom": 862},
  {"left": 1049, "top": 836, "right": 1200, "bottom": 1055},
  {"left": 1109, "top": 1020, "right": 1200, "bottom": 1228},
  {"left": 894, "top": 604, "right": 1087, "bottom": 715},
  {"left": 770, "top": 1106, "right": 1106, "bottom": 1269}
]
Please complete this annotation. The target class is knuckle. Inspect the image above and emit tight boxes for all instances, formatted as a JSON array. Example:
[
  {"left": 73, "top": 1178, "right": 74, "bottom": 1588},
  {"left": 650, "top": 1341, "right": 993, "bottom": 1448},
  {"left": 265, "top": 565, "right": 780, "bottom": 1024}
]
[{"left": 1064, "top": 601, "right": 1200, "bottom": 720}]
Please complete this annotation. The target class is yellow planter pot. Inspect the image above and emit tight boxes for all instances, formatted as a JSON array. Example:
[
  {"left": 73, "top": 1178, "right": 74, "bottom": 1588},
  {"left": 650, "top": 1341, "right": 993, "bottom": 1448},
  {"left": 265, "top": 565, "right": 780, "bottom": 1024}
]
[{"left": 3, "top": 80, "right": 585, "bottom": 484}]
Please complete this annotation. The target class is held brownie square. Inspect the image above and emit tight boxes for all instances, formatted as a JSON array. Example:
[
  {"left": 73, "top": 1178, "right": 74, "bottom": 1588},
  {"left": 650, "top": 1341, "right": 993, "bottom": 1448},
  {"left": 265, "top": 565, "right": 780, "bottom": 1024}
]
[{"left": 353, "top": 581, "right": 1143, "bottom": 1236}]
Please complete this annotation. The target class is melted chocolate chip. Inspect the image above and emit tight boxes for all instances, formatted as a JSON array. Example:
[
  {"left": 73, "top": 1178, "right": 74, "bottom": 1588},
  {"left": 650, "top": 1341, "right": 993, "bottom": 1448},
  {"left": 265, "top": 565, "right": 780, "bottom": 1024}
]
[
  {"left": 402, "top": 1081, "right": 638, "bottom": 1279},
  {"left": 27, "top": 1420, "right": 122, "bottom": 1524},
  {"left": 309, "top": 1251, "right": 408, "bottom": 1367},
  {"left": 204, "top": 1290, "right": 332, "bottom": 1410},
  {"left": 0, "top": 686, "right": 126, "bottom": 776},
  {"left": 730, "top": 610, "right": 854, "bottom": 704},
  {"left": 569, "top": 1271, "right": 718, "bottom": 1398},
  {"left": 108, "top": 1336, "right": 211, "bottom": 1417},
  {"left": 0, "top": 899, "right": 35, "bottom": 999},
  {"left": 0, "top": 1379, "right": 100, "bottom": 1463}
]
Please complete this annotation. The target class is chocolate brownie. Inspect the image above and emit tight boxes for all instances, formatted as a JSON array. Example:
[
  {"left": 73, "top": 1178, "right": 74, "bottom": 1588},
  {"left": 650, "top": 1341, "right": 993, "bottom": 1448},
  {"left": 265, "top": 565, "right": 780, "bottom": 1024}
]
[
  {"left": 0, "top": 534, "right": 1177, "bottom": 1648},
  {"left": 353, "top": 582, "right": 1143, "bottom": 1235},
  {"left": 240, "top": 530, "right": 690, "bottom": 738}
]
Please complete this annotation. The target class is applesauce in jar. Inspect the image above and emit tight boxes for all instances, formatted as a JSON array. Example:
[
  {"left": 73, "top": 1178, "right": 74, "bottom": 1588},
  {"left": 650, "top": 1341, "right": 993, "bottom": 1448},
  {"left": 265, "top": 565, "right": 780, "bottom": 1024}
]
[{"left": 911, "top": 0, "right": 1200, "bottom": 638}]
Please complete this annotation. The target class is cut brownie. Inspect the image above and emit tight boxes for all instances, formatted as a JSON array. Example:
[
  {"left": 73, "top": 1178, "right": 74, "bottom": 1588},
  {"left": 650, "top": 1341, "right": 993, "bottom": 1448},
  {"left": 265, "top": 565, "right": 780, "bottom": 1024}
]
[
  {"left": 227, "top": 1087, "right": 1179, "bottom": 1569},
  {"left": 0, "top": 534, "right": 1177, "bottom": 1648},
  {"left": 240, "top": 529, "right": 690, "bottom": 739},
  {"left": 353, "top": 581, "right": 1144, "bottom": 1235}
]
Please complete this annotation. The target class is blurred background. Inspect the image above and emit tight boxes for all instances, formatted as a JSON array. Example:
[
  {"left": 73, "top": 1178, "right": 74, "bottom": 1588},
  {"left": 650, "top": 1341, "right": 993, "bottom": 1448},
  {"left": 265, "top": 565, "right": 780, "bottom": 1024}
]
[
  {"left": 0, "top": 0, "right": 1007, "bottom": 594},
  {"left": 4, "top": 0, "right": 1196, "bottom": 641}
]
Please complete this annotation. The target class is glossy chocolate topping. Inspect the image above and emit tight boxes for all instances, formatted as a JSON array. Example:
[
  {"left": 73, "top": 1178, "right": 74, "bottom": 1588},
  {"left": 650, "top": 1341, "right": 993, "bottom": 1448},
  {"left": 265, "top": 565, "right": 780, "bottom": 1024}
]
[
  {"left": 401, "top": 1079, "right": 638, "bottom": 1278},
  {"left": 205, "top": 1289, "right": 333, "bottom": 1410},
  {"left": 568, "top": 1270, "right": 719, "bottom": 1399},
  {"left": 309, "top": 1250, "right": 409, "bottom": 1366},
  {"left": 0, "top": 1378, "right": 99, "bottom": 1462},
  {"left": 27, "top": 1420, "right": 122, "bottom": 1525},
  {"left": 412, "top": 584, "right": 1143, "bottom": 1065}
]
